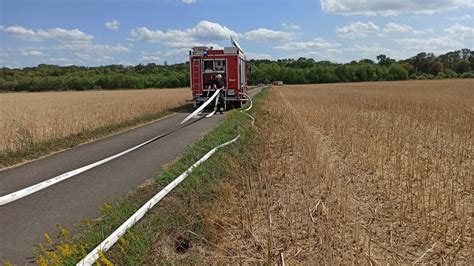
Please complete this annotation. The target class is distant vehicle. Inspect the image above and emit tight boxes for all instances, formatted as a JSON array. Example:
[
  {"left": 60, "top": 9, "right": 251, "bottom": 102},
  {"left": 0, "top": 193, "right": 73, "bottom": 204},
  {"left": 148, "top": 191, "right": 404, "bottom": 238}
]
[
  {"left": 189, "top": 38, "right": 249, "bottom": 109},
  {"left": 272, "top": 81, "right": 284, "bottom": 86}
]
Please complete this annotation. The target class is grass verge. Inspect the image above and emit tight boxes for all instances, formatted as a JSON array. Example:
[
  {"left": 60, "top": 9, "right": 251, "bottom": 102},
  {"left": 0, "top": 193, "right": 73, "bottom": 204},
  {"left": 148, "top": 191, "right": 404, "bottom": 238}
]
[
  {"left": 0, "top": 104, "right": 191, "bottom": 168},
  {"left": 30, "top": 88, "right": 268, "bottom": 265}
]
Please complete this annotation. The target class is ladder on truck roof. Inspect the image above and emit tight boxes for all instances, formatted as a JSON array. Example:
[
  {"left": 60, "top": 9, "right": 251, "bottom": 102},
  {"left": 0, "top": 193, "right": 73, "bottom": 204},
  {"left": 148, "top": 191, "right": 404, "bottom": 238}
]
[{"left": 192, "top": 58, "right": 202, "bottom": 95}]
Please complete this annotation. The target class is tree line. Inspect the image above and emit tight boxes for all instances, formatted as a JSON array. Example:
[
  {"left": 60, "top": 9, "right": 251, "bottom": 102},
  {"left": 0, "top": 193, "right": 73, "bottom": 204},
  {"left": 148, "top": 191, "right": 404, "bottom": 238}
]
[
  {"left": 1, "top": 49, "right": 473, "bottom": 92},
  {"left": 0, "top": 63, "right": 189, "bottom": 92},
  {"left": 248, "top": 48, "right": 474, "bottom": 84}
]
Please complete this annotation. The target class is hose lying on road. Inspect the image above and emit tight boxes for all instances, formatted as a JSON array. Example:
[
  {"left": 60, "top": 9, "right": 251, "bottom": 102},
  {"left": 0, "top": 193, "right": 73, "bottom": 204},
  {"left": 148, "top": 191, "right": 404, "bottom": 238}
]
[
  {"left": 181, "top": 89, "right": 221, "bottom": 124},
  {"left": 0, "top": 89, "right": 223, "bottom": 207},
  {"left": 77, "top": 92, "right": 255, "bottom": 266}
]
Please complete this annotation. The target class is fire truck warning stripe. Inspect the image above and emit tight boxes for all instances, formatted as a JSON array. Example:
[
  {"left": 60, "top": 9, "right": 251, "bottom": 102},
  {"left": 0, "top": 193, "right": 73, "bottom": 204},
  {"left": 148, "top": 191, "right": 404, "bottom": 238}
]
[{"left": 0, "top": 90, "right": 223, "bottom": 207}]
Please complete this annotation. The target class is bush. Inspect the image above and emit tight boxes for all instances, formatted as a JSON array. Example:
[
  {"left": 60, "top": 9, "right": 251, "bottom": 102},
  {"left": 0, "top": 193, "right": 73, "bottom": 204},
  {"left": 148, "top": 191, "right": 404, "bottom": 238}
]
[
  {"left": 443, "top": 69, "right": 458, "bottom": 78},
  {"left": 417, "top": 74, "right": 434, "bottom": 80},
  {"left": 460, "top": 71, "right": 474, "bottom": 78},
  {"left": 436, "top": 72, "right": 447, "bottom": 79},
  {"left": 388, "top": 64, "right": 409, "bottom": 80}
]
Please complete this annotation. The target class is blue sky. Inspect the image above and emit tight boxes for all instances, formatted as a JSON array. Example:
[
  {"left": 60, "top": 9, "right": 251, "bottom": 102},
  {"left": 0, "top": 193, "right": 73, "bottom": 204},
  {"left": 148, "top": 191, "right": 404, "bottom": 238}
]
[{"left": 0, "top": 0, "right": 473, "bottom": 67}]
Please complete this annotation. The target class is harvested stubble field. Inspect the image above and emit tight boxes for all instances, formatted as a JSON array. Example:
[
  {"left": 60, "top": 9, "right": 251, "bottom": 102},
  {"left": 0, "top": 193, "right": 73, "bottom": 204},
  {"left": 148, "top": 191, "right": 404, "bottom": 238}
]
[
  {"left": 205, "top": 80, "right": 472, "bottom": 264},
  {"left": 0, "top": 88, "right": 189, "bottom": 152}
]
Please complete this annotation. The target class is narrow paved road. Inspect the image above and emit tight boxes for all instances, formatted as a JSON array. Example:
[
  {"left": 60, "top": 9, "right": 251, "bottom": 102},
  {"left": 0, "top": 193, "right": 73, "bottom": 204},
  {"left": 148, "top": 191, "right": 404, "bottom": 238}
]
[{"left": 0, "top": 87, "right": 263, "bottom": 264}]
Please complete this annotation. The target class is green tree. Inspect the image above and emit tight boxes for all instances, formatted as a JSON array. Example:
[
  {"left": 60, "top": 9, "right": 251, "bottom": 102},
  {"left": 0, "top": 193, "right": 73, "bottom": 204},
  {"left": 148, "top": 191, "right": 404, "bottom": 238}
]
[
  {"left": 388, "top": 64, "right": 409, "bottom": 80},
  {"left": 377, "top": 54, "right": 396, "bottom": 67}
]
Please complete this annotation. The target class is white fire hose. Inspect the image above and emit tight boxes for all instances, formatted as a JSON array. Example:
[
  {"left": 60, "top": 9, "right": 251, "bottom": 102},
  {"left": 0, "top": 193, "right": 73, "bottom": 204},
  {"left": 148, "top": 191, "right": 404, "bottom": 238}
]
[
  {"left": 77, "top": 91, "right": 255, "bottom": 266},
  {"left": 0, "top": 89, "right": 223, "bottom": 207}
]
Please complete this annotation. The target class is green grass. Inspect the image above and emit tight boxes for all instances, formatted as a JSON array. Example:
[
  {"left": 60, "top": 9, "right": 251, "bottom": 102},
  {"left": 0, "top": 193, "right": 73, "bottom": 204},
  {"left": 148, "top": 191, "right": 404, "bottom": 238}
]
[
  {"left": 31, "top": 87, "right": 268, "bottom": 265},
  {"left": 0, "top": 104, "right": 191, "bottom": 168}
]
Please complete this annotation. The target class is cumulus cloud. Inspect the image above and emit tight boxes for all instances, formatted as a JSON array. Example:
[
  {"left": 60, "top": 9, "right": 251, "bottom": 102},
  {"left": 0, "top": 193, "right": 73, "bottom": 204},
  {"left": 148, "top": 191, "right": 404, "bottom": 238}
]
[
  {"left": 105, "top": 20, "right": 120, "bottom": 30},
  {"left": 321, "top": 0, "right": 474, "bottom": 16},
  {"left": 0, "top": 25, "right": 93, "bottom": 42},
  {"left": 243, "top": 28, "right": 295, "bottom": 41},
  {"left": 383, "top": 23, "right": 413, "bottom": 32},
  {"left": 274, "top": 38, "right": 340, "bottom": 51},
  {"left": 336, "top": 21, "right": 379, "bottom": 38},
  {"left": 181, "top": 0, "right": 196, "bottom": 4},
  {"left": 131, "top": 20, "right": 239, "bottom": 48},
  {"left": 444, "top": 23, "right": 474, "bottom": 39},
  {"left": 131, "top": 20, "right": 293, "bottom": 46}
]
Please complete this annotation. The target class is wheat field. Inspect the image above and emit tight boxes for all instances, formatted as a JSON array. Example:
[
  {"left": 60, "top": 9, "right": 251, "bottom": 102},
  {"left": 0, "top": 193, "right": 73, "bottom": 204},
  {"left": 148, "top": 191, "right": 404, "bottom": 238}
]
[
  {"left": 211, "top": 79, "right": 473, "bottom": 264},
  {"left": 0, "top": 89, "right": 190, "bottom": 152}
]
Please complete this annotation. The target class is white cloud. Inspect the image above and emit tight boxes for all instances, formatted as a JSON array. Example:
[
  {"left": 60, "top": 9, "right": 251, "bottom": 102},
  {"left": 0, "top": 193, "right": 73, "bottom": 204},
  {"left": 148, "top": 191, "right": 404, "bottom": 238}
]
[
  {"left": 243, "top": 28, "right": 295, "bottom": 41},
  {"left": 49, "top": 57, "right": 71, "bottom": 62},
  {"left": 345, "top": 45, "right": 391, "bottom": 54},
  {"left": 117, "top": 61, "right": 134, "bottom": 66},
  {"left": 321, "top": 0, "right": 474, "bottom": 16},
  {"left": 338, "top": 21, "right": 430, "bottom": 37},
  {"left": 181, "top": 0, "right": 196, "bottom": 4},
  {"left": 444, "top": 23, "right": 474, "bottom": 39},
  {"left": 99, "top": 55, "right": 114, "bottom": 62},
  {"left": 189, "top": 21, "right": 237, "bottom": 39},
  {"left": 57, "top": 43, "right": 131, "bottom": 54},
  {"left": 446, "top": 14, "right": 473, "bottom": 20},
  {"left": 383, "top": 23, "right": 413, "bottom": 32},
  {"left": 105, "top": 20, "right": 120, "bottom": 30},
  {"left": 398, "top": 37, "right": 464, "bottom": 51},
  {"left": 1, "top": 64, "right": 19, "bottom": 69},
  {"left": 140, "top": 55, "right": 162, "bottom": 63},
  {"left": 0, "top": 25, "right": 93, "bottom": 42},
  {"left": 162, "top": 48, "right": 190, "bottom": 57},
  {"left": 413, "top": 28, "right": 434, "bottom": 34},
  {"left": 246, "top": 52, "right": 273, "bottom": 60},
  {"left": 131, "top": 20, "right": 239, "bottom": 48},
  {"left": 22, "top": 50, "right": 44, "bottom": 56},
  {"left": 326, "top": 48, "right": 343, "bottom": 54},
  {"left": 275, "top": 38, "right": 340, "bottom": 51},
  {"left": 3, "top": 41, "right": 130, "bottom": 66},
  {"left": 131, "top": 20, "right": 294, "bottom": 46},
  {"left": 75, "top": 53, "right": 91, "bottom": 60},
  {"left": 41, "top": 53, "right": 115, "bottom": 65},
  {"left": 282, "top": 22, "right": 301, "bottom": 30},
  {"left": 141, "top": 49, "right": 193, "bottom": 60},
  {"left": 336, "top": 21, "right": 379, "bottom": 38}
]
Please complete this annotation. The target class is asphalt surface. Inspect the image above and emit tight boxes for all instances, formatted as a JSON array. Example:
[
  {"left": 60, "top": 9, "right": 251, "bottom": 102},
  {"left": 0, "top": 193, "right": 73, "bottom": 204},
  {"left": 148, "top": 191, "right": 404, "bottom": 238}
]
[{"left": 0, "top": 87, "right": 263, "bottom": 264}]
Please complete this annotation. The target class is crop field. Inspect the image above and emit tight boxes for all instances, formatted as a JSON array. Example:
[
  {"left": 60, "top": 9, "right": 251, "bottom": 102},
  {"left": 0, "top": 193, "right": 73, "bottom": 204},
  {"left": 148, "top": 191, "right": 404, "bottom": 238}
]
[
  {"left": 207, "top": 80, "right": 472, "bottom": 264},
  {"left": 0, "top": 88, "right": 189, "bottom": 152}
]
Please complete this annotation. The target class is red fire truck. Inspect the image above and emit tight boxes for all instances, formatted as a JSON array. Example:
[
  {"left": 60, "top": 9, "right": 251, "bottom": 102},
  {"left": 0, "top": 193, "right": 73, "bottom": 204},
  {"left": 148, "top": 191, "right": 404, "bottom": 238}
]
[{"left": 189, "top": 40, "right": 249, "bottom": 110}]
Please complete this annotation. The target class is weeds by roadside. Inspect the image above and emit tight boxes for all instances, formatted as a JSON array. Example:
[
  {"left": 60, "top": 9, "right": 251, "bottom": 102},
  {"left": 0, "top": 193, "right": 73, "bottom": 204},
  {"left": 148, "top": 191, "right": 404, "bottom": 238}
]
[{"left": 32, "top": 88, "right": 267, "bottom": 264}]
